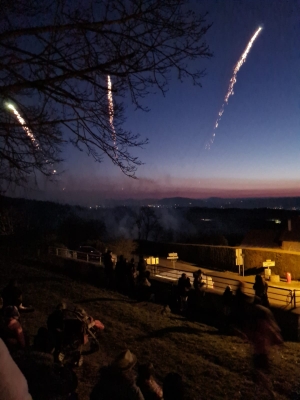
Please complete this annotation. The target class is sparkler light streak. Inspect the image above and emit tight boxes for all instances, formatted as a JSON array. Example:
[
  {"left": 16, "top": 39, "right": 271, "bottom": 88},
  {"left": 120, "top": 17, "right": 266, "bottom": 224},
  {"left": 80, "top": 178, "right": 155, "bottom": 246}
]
[
  {"left": 107, "top": 75, "right": 117, "bottom": 156},
  {"left": 206, "top": 26, "right": 262, "bottom": 150}
]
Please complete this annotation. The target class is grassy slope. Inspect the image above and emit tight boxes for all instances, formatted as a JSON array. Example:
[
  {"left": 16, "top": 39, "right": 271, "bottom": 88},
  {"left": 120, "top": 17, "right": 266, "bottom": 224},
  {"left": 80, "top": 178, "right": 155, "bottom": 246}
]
[{"left": 1, "top": 259, "right": 300, "bottom": 400}]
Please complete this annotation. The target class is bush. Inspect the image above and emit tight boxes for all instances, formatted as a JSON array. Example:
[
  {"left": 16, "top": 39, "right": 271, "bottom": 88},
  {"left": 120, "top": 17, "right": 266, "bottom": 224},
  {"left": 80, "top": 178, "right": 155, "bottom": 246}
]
[{"left": 107, "top": 238, "right": 138, "bottom": 260}]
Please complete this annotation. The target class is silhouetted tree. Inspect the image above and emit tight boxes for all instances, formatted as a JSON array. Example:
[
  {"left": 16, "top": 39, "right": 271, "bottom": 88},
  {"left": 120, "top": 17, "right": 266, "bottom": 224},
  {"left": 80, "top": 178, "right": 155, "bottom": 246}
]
[
  {"left": 58, "top": 216, "right": 107, "bottom": 249},
  {"left": 136, "top": 207, "right": 161, "bottom": 241},
  {"left": 108, "top": 237, "right": 138, "bottom": 260},
  {"left": 0, "top": 0, "right": 212, "bottom": 189}
]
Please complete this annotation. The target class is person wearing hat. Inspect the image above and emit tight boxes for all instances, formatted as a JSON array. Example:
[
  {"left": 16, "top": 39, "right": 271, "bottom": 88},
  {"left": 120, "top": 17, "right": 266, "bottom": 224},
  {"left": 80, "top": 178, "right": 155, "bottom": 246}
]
[
  {"left": 2, "top": 305, "right": 26, "bottom": 350},
  {"left": 90, "top": 349, "right": 145, "bottom": 400}
]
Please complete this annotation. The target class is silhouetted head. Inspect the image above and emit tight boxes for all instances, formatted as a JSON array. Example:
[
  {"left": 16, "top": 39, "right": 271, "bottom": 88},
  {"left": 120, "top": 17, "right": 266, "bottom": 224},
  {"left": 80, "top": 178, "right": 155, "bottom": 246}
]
[
  {"left": 37, "top": 327, "right": 48, "bottom": 338},
  {"left": 237, "top": 280, "right": 245, "bottom": 292},
  {"left": 181, "top": 273, "right": 187, "bottom": 279},
  {"left": 163, "top": 372, "right": 184, "bottom": 400},
  {"left": 56, "top": 302, "right": 66, "bottom": 311},
  {"left": 138, "top": 363, "right": 155, "bottom": 381},
  {"left": 8, "top": 279, "right": 18, "bottom": 287},
  {"left": 4, "top": 305, "right": 20, "bottom": 320},
  {"left": 112, "top": 349, "right": 137, "bottom": 371}
]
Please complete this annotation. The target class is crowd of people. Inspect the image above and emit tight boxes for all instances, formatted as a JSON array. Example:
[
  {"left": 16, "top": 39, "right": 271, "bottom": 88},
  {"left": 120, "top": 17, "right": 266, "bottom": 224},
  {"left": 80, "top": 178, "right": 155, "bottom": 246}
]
[
  {"left": 103, "top": 251, "right": 155, "bottom": 301},
  {"left": 90, "top": 349, "right": 184, "bottom": 400},
  {"left": 0, "top": 274, "right": 185, "bottom": 400},
  {"left": 221, "top": 278, "right": 283, "bottom": 381},
  {"left": 0, "top": 256, "right": 284, "bottom": 399},
  {"left": 175, "top": 270, "right": 283, "bottom": 381}
]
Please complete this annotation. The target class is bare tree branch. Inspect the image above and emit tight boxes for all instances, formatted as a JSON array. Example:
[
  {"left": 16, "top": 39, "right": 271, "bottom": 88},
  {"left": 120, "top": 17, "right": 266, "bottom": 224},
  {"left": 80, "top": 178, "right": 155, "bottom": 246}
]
[{"left": 0, "top": 0, "right": 212, "bottom": 188}]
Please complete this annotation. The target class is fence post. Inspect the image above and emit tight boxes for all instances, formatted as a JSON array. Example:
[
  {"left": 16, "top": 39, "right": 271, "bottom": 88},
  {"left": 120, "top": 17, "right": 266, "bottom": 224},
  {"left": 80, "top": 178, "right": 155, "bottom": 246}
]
[{"left": 294, "top": 290, "right": 297, "bottom": 309}]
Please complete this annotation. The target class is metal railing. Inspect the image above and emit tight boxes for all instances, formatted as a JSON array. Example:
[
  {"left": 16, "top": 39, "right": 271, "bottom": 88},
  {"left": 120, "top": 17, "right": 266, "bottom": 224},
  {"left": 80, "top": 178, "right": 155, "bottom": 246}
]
[
  {"left": 152, "top": 264, "right": 299, "bottom": 310},
  {"left": 49, "top": 246, "right": 299, "bottom": 310},
  {"left": 48, "top": 246, "right": 102, "bottom": 264}
]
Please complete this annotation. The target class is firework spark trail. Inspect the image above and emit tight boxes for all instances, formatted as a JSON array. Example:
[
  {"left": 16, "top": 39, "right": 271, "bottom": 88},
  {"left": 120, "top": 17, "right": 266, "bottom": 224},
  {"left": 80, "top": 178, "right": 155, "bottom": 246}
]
[
  {"left": 6, "top": 103, "right": 56, "bottom": 174},
  {"left": 107, "top": 75, "right": 117, "bottom": 156},
  {"left": 6, "top": 103, "right": 40, "bottom": 150},
  {"left": 206, "top": 26, "right": 262, "bottom": 150}
]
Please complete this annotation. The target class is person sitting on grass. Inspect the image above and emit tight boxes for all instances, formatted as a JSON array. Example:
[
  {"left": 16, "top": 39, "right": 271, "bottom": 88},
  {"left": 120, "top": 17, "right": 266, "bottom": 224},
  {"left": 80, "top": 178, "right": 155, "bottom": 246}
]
[
  {"left": 1, "top": 279, "right": 34, "bottom": 313},
  {"left": 90, "top": 349, "right": 145, "bottom": 400},
  {"left": 33, "top": 327, "right": 55, "bottom": 354},
  {"left": 47, "top": 302, "right": 66, "bottom": 361},
  {"left": 13, "top": 351, "right": 78, "bottom": 400},
  {"left": 2, "top": 306, "right": 26, "bottom": 350},
  {"left": 1, "top": 279, "right": 23, "bottom": 310},
  {"left": 137, "top": 363, "right": 163, "bottom": 400},
  {"left": 75, "top": 308, "right": 105, "bottom": 331}
]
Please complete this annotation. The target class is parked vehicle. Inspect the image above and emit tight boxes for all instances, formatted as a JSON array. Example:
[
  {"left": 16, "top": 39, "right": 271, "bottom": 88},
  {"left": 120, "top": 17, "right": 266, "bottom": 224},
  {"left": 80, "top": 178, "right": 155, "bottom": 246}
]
[{"left": 77, "top": 246, "right": 101, "bottom": 262}]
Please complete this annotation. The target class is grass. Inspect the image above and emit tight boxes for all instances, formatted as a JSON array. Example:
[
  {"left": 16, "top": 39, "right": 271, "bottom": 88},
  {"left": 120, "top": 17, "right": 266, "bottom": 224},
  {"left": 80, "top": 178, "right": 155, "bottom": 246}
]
[{"left": 1, "top": 257, "right": 300, "bottom": 400}]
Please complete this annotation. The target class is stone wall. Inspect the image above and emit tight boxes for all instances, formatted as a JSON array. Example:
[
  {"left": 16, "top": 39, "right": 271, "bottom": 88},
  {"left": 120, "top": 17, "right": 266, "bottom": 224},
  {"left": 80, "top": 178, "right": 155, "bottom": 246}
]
[
  {"left": 282, "top": 241, "right": 300, "bottom": 252},
  {"left": 138, "top": 241, "right": 300, "bottom": 279}
]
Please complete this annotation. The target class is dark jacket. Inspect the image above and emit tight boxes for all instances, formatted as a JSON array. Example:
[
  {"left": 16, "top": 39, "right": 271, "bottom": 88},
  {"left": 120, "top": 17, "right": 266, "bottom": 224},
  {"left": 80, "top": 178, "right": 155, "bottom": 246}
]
[{"left": 90, "top": 366, "right": 145, "bottom": 400}]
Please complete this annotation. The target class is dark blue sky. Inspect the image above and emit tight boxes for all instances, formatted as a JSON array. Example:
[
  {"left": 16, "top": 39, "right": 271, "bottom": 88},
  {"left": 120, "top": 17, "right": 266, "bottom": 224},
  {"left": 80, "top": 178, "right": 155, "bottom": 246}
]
[{"left": 26, "top": 0, "right": 300, "bottom": 205}]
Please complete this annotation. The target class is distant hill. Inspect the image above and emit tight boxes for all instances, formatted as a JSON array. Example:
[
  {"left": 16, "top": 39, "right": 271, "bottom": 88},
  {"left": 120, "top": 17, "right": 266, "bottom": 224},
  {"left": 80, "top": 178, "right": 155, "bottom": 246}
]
[{"left": 100, "top": 196, "right": 300, "bottom": 210}]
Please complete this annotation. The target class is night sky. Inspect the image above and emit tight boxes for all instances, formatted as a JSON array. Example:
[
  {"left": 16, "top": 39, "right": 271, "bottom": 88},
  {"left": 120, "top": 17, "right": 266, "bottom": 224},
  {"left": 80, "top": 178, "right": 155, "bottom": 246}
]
[{"left": 21, "top": 0, "right": 300, "bottom": 205}]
